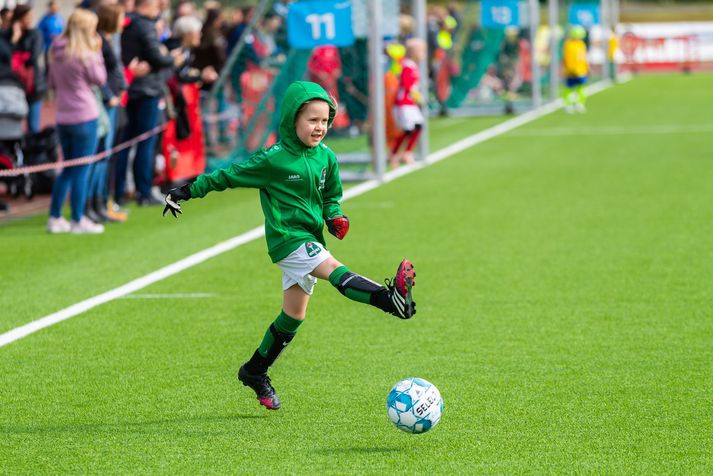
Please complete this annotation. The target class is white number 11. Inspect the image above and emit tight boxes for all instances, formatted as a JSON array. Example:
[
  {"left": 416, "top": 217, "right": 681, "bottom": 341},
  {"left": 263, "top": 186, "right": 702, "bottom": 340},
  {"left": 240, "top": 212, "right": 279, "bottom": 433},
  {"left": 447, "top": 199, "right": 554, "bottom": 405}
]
[{"left": 305, "top": 13, "right": 336, "bottom": 40}]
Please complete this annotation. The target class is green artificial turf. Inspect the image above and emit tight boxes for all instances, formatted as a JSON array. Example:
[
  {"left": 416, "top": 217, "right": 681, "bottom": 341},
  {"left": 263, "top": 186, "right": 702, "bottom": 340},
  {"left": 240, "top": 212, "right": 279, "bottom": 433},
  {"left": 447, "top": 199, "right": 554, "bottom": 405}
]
[
  {"left": 0, "top": 115, "right": 501, "bottom": 335},
  {"left": 1, "top": 74, "right": 712, "bottom": 474}
]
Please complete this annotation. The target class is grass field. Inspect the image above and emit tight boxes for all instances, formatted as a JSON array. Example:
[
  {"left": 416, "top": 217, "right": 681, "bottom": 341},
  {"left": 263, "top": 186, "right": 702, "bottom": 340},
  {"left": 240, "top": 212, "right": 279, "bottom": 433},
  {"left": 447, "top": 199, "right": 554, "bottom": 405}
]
[{"left": 1, "top": 74, "right": 712, "bottom": 474}]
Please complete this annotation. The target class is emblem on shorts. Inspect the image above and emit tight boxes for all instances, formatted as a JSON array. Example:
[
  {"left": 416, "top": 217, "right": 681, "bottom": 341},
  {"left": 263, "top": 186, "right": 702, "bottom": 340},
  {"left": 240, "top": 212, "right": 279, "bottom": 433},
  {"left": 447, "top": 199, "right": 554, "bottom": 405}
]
[
  {"left": 305, "top": 242, "right": 322, "bottom": 257},
  {"left": 319, "top": 167, "right": 327, "bottom": 191}
]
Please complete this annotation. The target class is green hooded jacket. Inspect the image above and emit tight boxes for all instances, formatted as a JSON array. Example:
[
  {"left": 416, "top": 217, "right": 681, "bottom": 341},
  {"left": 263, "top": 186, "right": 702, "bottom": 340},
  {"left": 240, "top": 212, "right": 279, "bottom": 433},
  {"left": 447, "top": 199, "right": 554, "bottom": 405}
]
[{"left": 189, "top": 81, "right": 343, "bottom": 263}]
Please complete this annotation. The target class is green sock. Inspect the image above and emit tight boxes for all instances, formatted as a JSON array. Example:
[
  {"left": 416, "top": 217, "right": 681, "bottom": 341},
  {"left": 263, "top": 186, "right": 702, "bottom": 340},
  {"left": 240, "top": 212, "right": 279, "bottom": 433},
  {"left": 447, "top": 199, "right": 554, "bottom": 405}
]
[
  {"left": 562, "top": 86, "right": 574, "bottom": 105},
  {"left": 329, "top": 266, "right": 381, "bottom": 305},
  {"left": 328, "top": 266, "right": 350, "bottom": 286},
  {"left": 576, "top": 85, "right": 586, "bottom": 106},
  {"left": 257, "top": 311, "right": 303, "bottom": 358}
]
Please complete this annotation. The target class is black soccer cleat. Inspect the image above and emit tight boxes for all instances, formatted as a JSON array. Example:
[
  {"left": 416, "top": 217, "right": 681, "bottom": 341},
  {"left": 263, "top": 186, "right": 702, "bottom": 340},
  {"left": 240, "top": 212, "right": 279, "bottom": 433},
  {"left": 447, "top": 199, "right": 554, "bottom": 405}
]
[
  {"left": 386, "top": 259, "right": 416, "bottom": 319},
  {"left": 238, "top": 364, "right": 281, "bottom": 410}
]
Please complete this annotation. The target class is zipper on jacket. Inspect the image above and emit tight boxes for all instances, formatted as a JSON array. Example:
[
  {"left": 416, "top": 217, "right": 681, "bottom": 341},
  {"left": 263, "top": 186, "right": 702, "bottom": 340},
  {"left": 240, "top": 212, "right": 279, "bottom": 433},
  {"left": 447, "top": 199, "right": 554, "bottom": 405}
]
[{"left": 303, "top": 150, "right": 314, "bottom": 206}]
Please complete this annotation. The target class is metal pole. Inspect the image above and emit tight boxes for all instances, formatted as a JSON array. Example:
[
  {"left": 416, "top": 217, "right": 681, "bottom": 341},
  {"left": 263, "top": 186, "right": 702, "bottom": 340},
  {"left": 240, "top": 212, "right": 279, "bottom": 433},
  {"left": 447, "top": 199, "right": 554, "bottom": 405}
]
[
  {"left": 548, "top": 0, "right": 559, "bottom": 102},
  {"left": 601, "top": 0, "right": 611, "bottom": 80},
  {"left": 612, "top": 0, "right": 620, "bottom": 80},
  {"left": 414, "top": 0, "right": 429, "bottom": 162},
  {"left": 529, "top": 0, "right": 542, "bottom": 108},
  {"left": 368, "top": 0, "right": 386, "bottom": 180}
]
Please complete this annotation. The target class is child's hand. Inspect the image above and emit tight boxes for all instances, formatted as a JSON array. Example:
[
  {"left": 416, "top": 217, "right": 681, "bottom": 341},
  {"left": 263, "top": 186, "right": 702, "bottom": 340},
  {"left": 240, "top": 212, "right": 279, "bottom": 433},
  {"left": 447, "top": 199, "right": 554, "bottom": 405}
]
[
  {"left": 163, "top": 184, "right": 191, "bottom": 218},
  {"left": 326, "top": 215, "right": 350, "bottom": 240}
]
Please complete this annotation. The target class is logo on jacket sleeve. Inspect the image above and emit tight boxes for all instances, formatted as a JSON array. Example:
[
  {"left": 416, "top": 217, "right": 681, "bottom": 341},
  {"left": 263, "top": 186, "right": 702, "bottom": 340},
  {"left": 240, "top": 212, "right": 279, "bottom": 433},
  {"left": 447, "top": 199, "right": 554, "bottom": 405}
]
[
  {"left": 287, "top": 174, "right": 302, "bottom": 181},
  {"left": 305, "top": 242, "right": 322, "bottom": 257}
]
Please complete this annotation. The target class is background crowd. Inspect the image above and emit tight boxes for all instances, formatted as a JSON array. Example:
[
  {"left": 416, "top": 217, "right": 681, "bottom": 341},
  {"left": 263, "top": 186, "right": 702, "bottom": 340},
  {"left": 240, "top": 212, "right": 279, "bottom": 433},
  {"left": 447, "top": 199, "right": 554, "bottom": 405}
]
[
  {"left": 0, "top": 0, "right": 260, "bottom": 234},
  {"left": 0, "top": 0, "right": 544, "bottom": 236}
]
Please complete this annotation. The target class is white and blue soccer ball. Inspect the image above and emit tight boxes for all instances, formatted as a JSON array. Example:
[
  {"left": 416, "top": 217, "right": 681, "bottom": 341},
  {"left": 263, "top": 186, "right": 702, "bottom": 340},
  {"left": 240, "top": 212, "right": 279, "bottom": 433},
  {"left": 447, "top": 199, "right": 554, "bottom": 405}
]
[{"left": 386, "top": 377, "right": 443, "bottom": 434}]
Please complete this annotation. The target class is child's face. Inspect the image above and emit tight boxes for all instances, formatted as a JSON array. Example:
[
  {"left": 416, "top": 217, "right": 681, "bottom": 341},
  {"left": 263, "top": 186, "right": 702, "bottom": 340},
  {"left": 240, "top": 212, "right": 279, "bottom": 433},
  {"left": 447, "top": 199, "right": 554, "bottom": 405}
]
[
  {"left": 410, "top": 44, "right": 426, "bottom": 62},
  {"left": 295, "top": 101, "right": 330, "bottom": 147}
]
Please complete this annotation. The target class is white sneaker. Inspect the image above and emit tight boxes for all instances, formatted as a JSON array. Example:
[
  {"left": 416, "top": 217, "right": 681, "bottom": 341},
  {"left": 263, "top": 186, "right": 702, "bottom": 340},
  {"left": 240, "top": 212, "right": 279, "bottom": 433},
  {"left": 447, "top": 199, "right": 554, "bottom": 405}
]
[
  {"left": 47, "top": 216, "right": 71, "bottom": 234},
  {"left": 70, "top": 216, "right": 105, "bottom": 234},
  {"left": 575, "top": 103, "right": 587, "bottom": 113}
]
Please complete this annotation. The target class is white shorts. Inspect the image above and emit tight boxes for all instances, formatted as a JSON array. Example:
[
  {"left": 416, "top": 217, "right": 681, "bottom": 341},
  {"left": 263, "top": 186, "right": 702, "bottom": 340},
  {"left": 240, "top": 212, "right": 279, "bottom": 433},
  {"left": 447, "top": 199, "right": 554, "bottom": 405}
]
[
  {"left": 393, "top": 105, "right": 424, "bottom": 131},
  {"left": 276, "top": 241, "right": 331, "bottom": 295}
]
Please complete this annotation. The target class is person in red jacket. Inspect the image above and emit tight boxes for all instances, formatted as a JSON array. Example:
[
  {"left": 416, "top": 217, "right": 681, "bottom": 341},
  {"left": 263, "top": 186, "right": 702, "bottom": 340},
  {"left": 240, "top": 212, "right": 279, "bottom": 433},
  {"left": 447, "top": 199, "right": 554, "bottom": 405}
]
[{"left": 390, "top": 38, "right": 426, "bottom": 168}]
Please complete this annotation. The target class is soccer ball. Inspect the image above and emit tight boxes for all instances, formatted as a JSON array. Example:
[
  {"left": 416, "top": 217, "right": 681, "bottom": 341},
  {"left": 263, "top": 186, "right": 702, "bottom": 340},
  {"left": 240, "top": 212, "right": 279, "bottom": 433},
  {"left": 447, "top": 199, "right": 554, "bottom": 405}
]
[{"left": 386, "top": 377, "right": 443, "bottom": 434}]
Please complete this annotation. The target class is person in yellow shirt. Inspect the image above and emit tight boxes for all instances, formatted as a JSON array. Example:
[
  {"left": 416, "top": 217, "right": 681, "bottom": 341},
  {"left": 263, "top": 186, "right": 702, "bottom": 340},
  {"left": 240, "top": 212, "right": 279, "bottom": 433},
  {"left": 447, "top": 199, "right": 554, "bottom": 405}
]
[
  {"left": 562, "top": 25, "right": 589, "bottom": 113},
  {"left": 608, "top": 30, "right": 619, "bottom": 81}
]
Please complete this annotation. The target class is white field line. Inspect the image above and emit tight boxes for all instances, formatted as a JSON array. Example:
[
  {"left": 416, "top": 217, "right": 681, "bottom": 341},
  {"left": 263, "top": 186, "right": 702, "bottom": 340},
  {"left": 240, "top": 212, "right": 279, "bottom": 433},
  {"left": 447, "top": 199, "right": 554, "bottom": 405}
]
[
  {"left": 510, "top": 124, "right": 713, "bottom": 137},
  {"left": 0, "top": 79, "right": 616, "bottom": 349},
  {"left": 121, "top": 293, "right": 216, "bottom": 299}
]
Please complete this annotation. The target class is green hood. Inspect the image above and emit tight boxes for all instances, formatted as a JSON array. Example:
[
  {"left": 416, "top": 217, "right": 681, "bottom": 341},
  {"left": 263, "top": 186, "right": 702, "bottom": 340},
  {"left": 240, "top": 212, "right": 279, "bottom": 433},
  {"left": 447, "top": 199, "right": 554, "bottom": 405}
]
[{"left": 279, "top": 81, "right": 336, "bottom": 154}]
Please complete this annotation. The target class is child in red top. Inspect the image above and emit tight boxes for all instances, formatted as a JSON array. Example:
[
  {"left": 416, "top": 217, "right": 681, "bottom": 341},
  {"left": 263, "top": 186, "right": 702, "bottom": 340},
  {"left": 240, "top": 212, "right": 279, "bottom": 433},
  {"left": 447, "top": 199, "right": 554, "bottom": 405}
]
[{"left": 390, "top": 38, "right": 426, "bottom": 168}]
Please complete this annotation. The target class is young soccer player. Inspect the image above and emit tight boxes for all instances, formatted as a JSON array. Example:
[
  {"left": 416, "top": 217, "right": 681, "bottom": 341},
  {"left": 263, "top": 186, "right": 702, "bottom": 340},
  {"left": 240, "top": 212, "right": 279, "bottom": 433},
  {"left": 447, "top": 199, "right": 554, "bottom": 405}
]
[
  {"left": 390, "top": 38, "right": 426, "bottom": 168},
  {"left": 163, "top": 81, "right": 417, "bottom": 410},
  {"left": 563, "top": 25, "right": 589, "bottom": 113}
]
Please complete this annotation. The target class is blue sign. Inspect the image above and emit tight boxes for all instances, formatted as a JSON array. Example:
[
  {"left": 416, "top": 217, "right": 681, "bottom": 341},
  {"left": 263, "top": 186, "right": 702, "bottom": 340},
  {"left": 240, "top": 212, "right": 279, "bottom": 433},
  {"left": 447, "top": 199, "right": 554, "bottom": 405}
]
[
  {"left": 288, "top": 1, "right": 355, "bottom": 49},
  {"left": 568, "top": 4, "right": 600, "bottom": 27},
  {"left": 481, "top": 0, "right": 520, "bottom": 29}
]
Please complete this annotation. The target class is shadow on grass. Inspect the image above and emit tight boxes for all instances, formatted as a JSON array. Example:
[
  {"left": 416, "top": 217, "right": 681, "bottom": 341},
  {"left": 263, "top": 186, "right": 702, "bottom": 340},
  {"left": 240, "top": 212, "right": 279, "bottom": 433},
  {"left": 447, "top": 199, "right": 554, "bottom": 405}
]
[{"left": 0, "top": 414, "right": 266, "bottom": 436}]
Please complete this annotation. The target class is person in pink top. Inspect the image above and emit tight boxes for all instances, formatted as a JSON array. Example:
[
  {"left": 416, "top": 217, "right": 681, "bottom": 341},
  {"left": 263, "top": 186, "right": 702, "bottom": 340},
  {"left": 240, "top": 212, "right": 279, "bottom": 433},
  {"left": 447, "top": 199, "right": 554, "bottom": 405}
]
[
  {"left": 47, "top": 8, "right": 107, "bottom": 234},
  {"left": 390, "top": 38, "right": 426, "bottom": 168}
]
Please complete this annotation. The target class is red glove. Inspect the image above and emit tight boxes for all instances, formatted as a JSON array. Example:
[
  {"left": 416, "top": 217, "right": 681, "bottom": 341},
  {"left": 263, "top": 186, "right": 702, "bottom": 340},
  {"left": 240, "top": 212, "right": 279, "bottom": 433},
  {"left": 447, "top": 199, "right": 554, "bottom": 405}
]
[{"left": 326, "top": 215, "right": 350, "bottom": 240}]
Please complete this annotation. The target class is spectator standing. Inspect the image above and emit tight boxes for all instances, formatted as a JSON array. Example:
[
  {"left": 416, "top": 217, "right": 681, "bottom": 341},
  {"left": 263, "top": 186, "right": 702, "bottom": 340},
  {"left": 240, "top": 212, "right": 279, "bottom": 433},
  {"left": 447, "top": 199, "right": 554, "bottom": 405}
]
[
  {"left": 161, "top": 15, "right": 215, "bottom": 184},
  {"left": 497, "top": 26, "right": 521, "bottom": 114},
  {"left": 86, "top": 3, "right": 130, "bottom": 224},
  {"left": 171, "top": 15, "right": 217, "bottom": 85},
  {"left": 225, "top": 7, "right": 247, "bottom": 54},
  {"left": 172, "top": 0, "right": 196, "bottom": 28},
  {"left": 156, "top": 0, "right": 171, "bottom": 42},
  {"left": 120, "top": 0, "right": 135, "bottom": 15},
  {"left": 37, "top": 0, "right": 64, "bottom": 54},
  {"left": 6, "top": 4, "right": 46, "bottom": 133},
  {"left": 270, "top": 0, "right": 290, "bottom": 55},
  {"left": 193, "top": 6, "right": 227, "bottom": 146},
  {"left": 46, "top": 8, "right": 107, "bottom": 234},
  {"left": 227, "top": 8, "right": 260, "bottom": 104},
  {"left": 116, "top": 0, "right": 183, "bottom": 206},
  {"left": 0, "top": 8, "right": 12, "bottom": 31},
  {"left": 254, "top": 12, "right": 283, "bottom": 61}
]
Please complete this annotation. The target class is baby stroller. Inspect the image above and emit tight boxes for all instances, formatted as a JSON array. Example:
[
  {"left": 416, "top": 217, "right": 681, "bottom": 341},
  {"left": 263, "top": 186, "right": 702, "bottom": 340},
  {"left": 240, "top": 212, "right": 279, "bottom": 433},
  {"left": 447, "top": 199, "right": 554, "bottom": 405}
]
[
  {"left": 0, "top": 82, "right": 30, "bottom": 199},
  {"left": 0, "top": 85, "right": 58, "bottom": 200}
]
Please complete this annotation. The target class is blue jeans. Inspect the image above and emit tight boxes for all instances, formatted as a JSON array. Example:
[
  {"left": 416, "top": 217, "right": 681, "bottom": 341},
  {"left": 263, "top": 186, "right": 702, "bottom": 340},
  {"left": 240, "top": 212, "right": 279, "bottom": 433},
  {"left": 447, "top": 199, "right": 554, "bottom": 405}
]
[
  {"left": 87, "top": 106, "right": 118, "bottom": 200},
  {"left": 114, "top": 96, "right": 160, "bottom": 202},
  {"left": 49, "top": 119, "right": 99, "bottom": 222},
  {"left": 27, "top": 99, "right": 42, "bottom": 134}
]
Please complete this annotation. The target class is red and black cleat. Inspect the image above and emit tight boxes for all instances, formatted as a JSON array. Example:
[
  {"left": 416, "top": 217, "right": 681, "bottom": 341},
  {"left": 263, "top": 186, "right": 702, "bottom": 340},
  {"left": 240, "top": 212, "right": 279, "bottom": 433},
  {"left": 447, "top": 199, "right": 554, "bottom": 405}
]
[
  {"left": 238, "top": 365, "right": 281, "bottom": 410},
  {"left": 387, "top": 259, "right": 416, "bottom": 319}
]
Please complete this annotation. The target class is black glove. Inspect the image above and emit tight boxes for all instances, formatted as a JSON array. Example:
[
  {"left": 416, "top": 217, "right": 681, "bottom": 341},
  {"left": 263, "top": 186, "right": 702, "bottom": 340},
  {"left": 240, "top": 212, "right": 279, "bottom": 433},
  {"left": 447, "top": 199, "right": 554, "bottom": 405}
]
[
  {"left": 326, "top": 215, "right": 350, "bottom": 240},
  {"left": 163, "top": 183, "right": 191, "bottom": 218}
]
